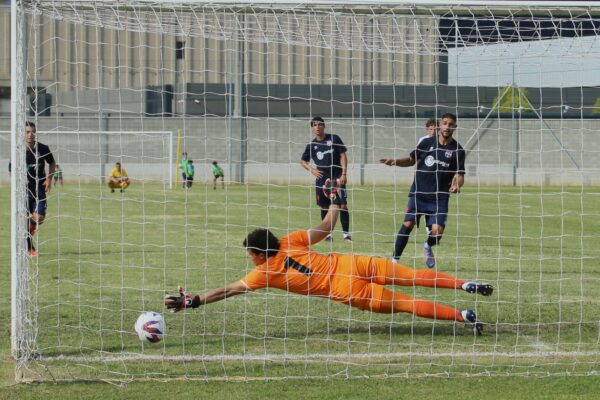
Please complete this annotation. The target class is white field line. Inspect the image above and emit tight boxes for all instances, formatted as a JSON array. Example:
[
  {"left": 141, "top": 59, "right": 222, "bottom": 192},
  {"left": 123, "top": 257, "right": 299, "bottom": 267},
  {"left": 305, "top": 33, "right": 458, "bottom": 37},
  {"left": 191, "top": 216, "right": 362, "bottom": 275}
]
[
  {"left": 38, "top": 350, "right": 600, "bottom": 363},
  {"left": 521, "top": 335, "right": 553, "bottom": 351}
]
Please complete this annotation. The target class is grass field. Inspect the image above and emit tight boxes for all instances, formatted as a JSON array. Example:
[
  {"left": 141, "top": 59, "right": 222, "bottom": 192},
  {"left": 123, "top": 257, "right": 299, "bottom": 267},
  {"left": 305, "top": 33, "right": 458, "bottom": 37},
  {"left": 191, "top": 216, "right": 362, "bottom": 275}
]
[{"left": 1, "top": 182, "right": 600, "bottom": 397}]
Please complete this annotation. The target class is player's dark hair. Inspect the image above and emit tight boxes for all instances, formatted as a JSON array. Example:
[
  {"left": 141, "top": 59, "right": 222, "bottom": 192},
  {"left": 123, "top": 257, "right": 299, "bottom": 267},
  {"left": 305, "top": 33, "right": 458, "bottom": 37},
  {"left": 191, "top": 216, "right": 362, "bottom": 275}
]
[
  {"left": 425, "top": 118, "right": 438, "bottom": 128},
  {"left": 25, "top": 121, "right": 36, "bottom": 132},
  {"left": 243, "top": 229, "right": 280, "bottom": 258},
  {"left": 310, "top": 116, "right": 325, "bottom": 126},
  {"left": 440, "top": 113, "right": 457, "bottom": 123},
  {"left": 212, "top": 161, "right": 218, "bottom": 165}
]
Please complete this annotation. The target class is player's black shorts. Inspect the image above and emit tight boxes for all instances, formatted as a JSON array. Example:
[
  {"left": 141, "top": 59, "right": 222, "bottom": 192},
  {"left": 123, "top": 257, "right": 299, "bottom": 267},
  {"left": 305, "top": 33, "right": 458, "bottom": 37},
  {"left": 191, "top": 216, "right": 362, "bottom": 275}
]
[
  {"left": 28, "top": 189, "right": 47, "bottom": 216},
  {"left": 213, "top": 174, "right": 224, "bottom": 178},
  {"left": 315, "top": 176, "right": 347, "bottom": 208},
  {"left": 404, "top": 194, "right": 449, "bottom": 227}
]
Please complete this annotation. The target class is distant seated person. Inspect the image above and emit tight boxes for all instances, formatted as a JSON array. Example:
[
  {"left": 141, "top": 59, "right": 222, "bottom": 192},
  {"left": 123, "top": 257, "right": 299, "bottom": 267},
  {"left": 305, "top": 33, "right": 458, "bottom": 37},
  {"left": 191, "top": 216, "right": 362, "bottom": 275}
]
[{"left": 107, "top": 162, "right": 130, "bottom": 193}]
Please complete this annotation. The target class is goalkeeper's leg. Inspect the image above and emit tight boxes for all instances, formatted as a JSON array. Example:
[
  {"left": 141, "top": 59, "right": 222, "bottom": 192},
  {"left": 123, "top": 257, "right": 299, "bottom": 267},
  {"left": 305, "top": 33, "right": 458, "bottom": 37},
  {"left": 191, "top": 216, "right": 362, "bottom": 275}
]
[
  {"left": 349, "top": 255, "right": 465, "bottom": 289},
  {"left": 350, "top": 283, "right": 463, "bottom": 321}
]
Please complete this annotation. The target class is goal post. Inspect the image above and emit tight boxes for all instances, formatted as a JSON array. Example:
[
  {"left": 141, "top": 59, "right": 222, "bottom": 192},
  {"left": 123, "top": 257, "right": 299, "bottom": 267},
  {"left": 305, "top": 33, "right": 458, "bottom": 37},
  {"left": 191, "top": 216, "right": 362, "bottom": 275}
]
[
  {"left": 11, "top": 0, "right": 30, "bottom": 364},
  {"left": 9, "top": 0, "right": 600, "bottom": 382}
]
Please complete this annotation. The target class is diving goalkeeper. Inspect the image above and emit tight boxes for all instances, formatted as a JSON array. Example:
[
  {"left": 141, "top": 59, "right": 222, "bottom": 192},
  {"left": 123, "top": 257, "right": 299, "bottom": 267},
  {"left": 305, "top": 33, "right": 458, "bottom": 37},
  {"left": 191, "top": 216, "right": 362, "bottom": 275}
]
[{"left": 165, "top": 186, "right": 493, "bottom": 335}]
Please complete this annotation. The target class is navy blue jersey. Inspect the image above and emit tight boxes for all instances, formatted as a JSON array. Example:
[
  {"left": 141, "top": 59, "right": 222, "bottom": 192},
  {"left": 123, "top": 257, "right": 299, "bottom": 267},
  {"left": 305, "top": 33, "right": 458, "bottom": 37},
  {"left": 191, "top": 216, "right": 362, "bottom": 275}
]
[
  {"left": 26, "top": 142, "right": 55, "bottom": 194},
  {"left": 409, "top": 135, "right": 465, "bottom": 200},
  {"left": 301, "top": 134, "right": 347, "bottom": 178}
]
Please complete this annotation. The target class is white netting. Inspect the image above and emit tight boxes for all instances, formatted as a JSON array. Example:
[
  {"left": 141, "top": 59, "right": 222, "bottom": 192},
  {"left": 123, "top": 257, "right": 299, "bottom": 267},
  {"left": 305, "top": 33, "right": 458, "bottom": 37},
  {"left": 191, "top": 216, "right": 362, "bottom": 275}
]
[{"left": 9, "top": 1, "right": 600, "bottom": 382}]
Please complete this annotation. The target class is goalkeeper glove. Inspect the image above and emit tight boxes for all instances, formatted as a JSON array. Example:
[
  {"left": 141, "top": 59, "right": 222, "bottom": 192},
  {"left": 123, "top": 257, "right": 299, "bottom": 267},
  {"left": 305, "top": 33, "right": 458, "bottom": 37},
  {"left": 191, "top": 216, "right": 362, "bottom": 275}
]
[
  {"left": 322, "top": 178, "right": 342, "bottom": 206},
  {"left": 164, "top": 286, "right": 201, "bottom": 313}
]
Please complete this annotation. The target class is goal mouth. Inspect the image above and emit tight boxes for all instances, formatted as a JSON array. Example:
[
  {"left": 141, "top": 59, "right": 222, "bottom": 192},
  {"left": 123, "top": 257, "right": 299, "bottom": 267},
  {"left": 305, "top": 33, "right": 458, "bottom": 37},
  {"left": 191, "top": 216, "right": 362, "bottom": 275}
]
[{"left": 9, "top": 0, "right": 600, "bottom": 383}]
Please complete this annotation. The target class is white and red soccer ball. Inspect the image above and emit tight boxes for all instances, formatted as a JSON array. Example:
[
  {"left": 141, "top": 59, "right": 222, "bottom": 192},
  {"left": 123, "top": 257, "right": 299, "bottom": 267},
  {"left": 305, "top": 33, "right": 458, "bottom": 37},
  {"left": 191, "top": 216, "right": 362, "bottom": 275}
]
[{"left": 134, "top": 311, "right": 165, "bottom": 343}]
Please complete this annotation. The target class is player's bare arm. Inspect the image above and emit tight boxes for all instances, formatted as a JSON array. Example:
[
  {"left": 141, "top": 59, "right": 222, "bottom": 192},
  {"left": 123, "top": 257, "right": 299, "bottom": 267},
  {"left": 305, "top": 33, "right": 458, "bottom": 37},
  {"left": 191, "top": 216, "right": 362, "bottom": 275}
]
[
  {"left": 379, "top": 156, "right": 415, "bottom": 167},
  {"left": 308, "top": 204, "right": 340, "bottom": 244},
  {"left": 339, "top": 152, "right": 348, "bottom": 185},
  {"left": 165, "top": 280, "right": 249, "bottom": 312},
  {"left": 300, "top": 159, "right": 323, "bottom": 179},
  {"left": 449, "top": 173, "right": 465, "bottom": 193},
  {"left": 199, "top": 280, "right": 249, "bottom": 305},
  {"left": 45, "top": 161, "right": 57, "bottom": 192}
]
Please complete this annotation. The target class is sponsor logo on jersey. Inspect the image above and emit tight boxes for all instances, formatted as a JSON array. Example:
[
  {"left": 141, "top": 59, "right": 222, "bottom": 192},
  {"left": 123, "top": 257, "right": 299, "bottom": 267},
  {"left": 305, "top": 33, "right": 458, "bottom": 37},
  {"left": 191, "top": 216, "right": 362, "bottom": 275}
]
[
  {"left": 445, "top": 150, "right": 452, "bottom": 159},
  {"left": 425, "top": 155, "right": 450, "bottom": 168},
  {"left": 316, "top": 149, "right": 334, "bottom": 160}
]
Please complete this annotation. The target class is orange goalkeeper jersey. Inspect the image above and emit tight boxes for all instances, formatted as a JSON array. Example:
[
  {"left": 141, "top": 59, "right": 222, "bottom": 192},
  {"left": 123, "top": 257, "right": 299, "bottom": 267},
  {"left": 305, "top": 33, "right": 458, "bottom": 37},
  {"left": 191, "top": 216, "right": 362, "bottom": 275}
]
[{"left": 241, "top": 230, "right": 340, "bottom": 297}]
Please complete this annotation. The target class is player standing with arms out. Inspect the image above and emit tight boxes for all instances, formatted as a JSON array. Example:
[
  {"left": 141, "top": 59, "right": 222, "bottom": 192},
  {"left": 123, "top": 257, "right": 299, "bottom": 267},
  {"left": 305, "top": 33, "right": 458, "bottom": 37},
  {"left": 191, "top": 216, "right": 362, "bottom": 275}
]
[
  {"left": 165, "top": 199, "right": 492, "bottom": 335},
  {"left": 25, "top": 121, "right": 56, "bottom": 257},
  {"left": 380, "top": 113, "right": 465, "bottom": 268},
  {"left": 300, "top": 116, "right": 352, "bottom": 242},
  {"left": 211, "top": 161, "right": 225, "bottom": 190}
]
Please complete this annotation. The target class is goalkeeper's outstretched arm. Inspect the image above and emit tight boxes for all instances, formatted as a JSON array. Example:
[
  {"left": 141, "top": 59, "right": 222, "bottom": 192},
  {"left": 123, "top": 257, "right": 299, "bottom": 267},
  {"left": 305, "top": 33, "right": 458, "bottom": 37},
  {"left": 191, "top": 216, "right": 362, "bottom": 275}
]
[
  {"left": 307, "top": 204, "right": 340, "bottom": 244},
  {"left": 165, "top": 281, "right": 249, "bottom": 312}
]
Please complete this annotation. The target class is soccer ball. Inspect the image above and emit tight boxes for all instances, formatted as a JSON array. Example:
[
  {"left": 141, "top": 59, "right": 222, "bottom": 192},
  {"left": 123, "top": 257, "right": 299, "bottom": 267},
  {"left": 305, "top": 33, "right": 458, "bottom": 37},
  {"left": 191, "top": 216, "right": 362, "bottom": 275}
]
[{"left": 134, "top": 311, "right": 165, "bottom": 343}]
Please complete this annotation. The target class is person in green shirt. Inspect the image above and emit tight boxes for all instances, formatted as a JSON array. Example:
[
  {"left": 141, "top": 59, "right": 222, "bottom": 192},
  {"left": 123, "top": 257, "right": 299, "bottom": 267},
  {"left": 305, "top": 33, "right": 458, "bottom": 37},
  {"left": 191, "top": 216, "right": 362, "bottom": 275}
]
[
  {"left": 185, "top": 160, "right": 195, "bottom": 188},
  {"left": 212, "top": 161, "right": 225, "bottom": 190},
  {"left": 179, "top": 152, "right": 189, "bottom": 188}
]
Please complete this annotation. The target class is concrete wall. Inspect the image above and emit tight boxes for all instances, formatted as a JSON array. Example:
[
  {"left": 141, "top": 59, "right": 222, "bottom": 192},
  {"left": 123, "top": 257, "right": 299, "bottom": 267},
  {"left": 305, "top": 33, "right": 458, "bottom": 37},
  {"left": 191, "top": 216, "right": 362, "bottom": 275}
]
[{"left": 1, "top": 117, "right": 598, "bottom": 186}]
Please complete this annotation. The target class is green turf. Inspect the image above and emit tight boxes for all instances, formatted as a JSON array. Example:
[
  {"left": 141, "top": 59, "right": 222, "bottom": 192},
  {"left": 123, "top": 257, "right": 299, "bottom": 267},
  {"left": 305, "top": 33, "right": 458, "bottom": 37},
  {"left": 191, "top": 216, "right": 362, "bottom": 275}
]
[{"left": 1, "top": 183, "right": 600, "bottom": 392}]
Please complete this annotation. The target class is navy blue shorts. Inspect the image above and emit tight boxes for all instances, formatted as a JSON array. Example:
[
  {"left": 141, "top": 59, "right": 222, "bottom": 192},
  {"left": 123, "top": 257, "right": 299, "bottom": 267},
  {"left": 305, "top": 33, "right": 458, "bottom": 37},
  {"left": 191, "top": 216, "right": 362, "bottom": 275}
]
[
  {"left": 28, "top": 190, "right": 47, "bottom": 216},
  {"left": 315, "top": 176, "right": 348, "bottom": 208},
  {"left": 403, "top": 195, "right": 449, "bottom": 228}
]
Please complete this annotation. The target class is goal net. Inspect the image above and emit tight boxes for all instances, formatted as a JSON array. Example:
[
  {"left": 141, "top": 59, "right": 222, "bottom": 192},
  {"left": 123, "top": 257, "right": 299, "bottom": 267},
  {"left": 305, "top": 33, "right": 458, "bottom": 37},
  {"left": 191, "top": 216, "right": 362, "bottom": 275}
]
[{"left": 10, "top": 0, "right": 600, "bottom": 382}]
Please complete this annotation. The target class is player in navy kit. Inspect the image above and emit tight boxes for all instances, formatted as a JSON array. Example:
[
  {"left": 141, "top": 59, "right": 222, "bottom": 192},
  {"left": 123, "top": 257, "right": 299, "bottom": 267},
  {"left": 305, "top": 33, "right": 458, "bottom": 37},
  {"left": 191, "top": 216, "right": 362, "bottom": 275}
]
[
  {"left": 25, "top": 121, "right": 56, "bottom": 256},
  {"left": 300, "top": 116, "right": 352, "bottom": 242},
  {"left": 380, "top": 113, "right": 465, "bottom": 268}
]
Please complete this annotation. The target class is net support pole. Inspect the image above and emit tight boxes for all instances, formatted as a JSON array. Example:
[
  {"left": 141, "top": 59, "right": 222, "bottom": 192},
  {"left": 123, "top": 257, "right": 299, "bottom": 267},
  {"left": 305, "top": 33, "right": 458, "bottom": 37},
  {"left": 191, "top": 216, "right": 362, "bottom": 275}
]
[
  {"left": 237, "top": 37, "right": 246, "bottom": 185},
  {"left": 98, "top": 59, "right": 108, "bottom": 183},
  {"left": 169, "top": 130, "right": 174, "bottom": 189},
  {"left": 233, "top": 19, "right": 245, "bottom": 184},
  {"left": 175, "top": 128, "right": 181, "bottom": 187},
  {"left": 226, "top": 39, "right": 233, "bottom": 183},
  {"left": 359, "top": 51, "right": 365, "bottom": 186}
]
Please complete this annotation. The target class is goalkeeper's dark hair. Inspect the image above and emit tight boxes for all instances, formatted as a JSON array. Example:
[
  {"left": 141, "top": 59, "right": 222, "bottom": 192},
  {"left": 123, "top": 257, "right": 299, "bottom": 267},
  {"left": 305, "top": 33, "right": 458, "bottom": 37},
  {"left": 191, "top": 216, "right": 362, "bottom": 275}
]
[
  {"left": 243, "top": 229, "right": 280, "bottom": 258},
  {"left": 25, "top": 121, "right": 36, "bottom": 132}
]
